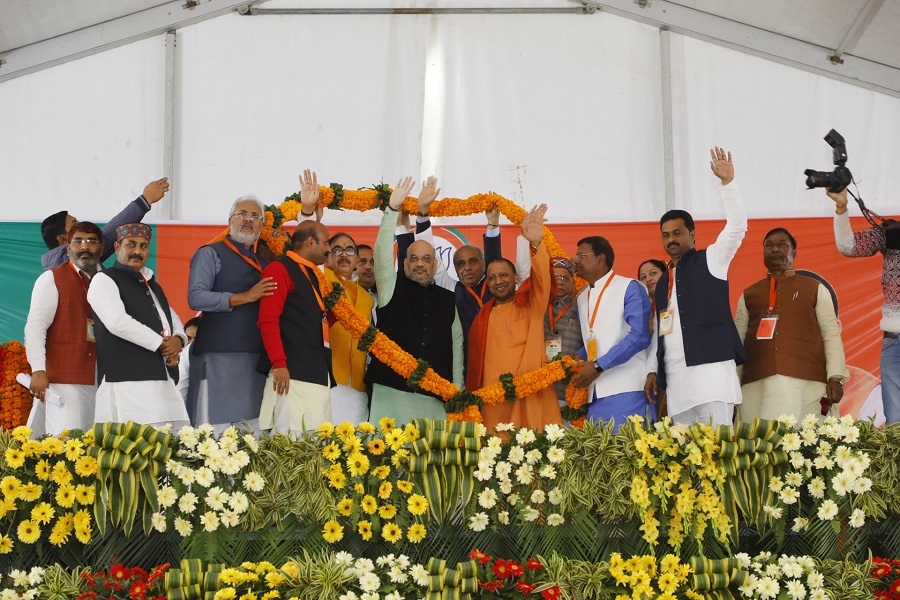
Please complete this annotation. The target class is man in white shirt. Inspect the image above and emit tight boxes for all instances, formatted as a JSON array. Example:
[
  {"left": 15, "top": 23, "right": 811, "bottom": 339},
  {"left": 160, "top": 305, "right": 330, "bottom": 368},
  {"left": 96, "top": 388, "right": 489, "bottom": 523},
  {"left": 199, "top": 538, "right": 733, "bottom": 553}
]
[
  {"left": 25, "top": 222, "right": 105, "bottom": 436},
  {"left": 645, "top": 147, "right": 748, "bottom": 427},
  {"left": 87, "top": 224, "right": 189, "bottom": 429}
]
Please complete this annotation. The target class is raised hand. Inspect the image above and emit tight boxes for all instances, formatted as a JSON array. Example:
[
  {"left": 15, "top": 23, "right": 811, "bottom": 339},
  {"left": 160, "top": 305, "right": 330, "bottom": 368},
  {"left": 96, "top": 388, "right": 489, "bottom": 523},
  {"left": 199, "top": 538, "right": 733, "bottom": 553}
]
[
  {"left": 299, "top": 169, "right": 320, "bottom": 215},
  {"left": 826, "top": 188, "right": 849, "bottom": 214},
  {"left": 485, "top": 198, "right": 500, "bottom": 226},
  {"left": 709, "top": 147, "right": 734, "bottom": 185},
  {"left": 389, "top": 176, "right": 416, "bottom": 211},
  {"left": 143, "top": 177, "right": 170, "bottom": 204},
  {"left": 521, "top": 203, "right": 548, "bottom": 247},
  {"left": 417, "top": 176, "right": 440, "bottom": 215}
]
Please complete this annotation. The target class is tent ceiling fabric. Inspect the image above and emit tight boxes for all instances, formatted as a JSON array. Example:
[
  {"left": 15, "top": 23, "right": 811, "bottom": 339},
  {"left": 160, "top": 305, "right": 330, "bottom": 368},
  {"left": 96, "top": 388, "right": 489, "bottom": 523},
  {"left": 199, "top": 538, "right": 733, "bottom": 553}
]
[{"left": 0, "top": 0, "right": 898, "bottom": 94}]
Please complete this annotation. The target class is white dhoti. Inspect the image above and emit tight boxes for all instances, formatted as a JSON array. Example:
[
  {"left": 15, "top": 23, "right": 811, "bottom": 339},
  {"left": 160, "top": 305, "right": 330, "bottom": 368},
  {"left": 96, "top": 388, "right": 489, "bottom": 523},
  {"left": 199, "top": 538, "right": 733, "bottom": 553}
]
[
  {"left": 259, "top": 372, "right": 331, "bottom": 434},
  {"left": 329, "top": 383, "right": 369, "bottom": 426},
  {"left": 27, "top": 383, "right": 97, "bottom": 437},
  {"left": 95, "top": 377, "right": 190, "bottom": 430},
  {"left": 737, "top": 375, "right": 833, "bottom": 423}
]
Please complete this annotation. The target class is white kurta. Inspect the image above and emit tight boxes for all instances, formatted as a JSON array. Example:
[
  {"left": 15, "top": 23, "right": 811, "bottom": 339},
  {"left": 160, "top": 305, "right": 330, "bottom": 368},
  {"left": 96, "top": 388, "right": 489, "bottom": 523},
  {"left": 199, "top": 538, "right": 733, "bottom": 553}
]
[
  {"left": 24, "top": 267, "right": 98, "bottom": 435},
  {"left": 663, "top": 181, "right": 746, "bottom": 419},
  {"left": 88, "top": 266, "right": 190, "bottom": 428}
]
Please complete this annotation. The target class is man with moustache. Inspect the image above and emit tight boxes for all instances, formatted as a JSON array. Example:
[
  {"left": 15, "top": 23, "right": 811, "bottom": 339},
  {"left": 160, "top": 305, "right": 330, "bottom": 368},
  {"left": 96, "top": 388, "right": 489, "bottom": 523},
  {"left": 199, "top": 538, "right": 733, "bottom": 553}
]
[
  {"left": 257, "top": 220, "right": 334, "bottom": 434},
  {"left": 186, "top": 193, "right": 282, "bottom": 432},
  {"left": 544, "top": 258, "right": 582, "bottom": 413},
  {"left": 645, "top": 147, "right": 748, "bottom": 427},
  {"left": 569, "top": 236, "right": 653, "bottom": 432},
  {"left": 734, "top": 228, "right": 848, "bottom": 422},
  {"left": 324, "top": 231, "right": 374, "bottom": 425},
  {"left": 87, "top": 224, "right": 190, "bottom": 428},
  {"left": 40, "top": 178, "right": 170, "bottom": 270},
  {"left": 367, "top": 177, "right": 464, "bottom": 425},
  {"left": 355, "top": 244, "right": 377, "bottom": 303},
  {"left": 467, "top": 205, "right": 562, "bottom": 430},
  {"left": 25, "top": 222, "right": 105, "bottom": 435}
]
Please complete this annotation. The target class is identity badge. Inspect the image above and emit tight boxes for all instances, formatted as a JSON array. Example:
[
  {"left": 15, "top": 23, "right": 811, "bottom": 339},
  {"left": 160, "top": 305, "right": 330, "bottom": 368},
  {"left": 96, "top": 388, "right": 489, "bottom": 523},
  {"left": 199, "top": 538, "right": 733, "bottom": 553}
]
[
  {"left": 545, "top": 338, "right": 562, "bottom": 361},
  {"left": 659, "top": 310, "right": 674, "bottom": 336},
  {"left": 586, "top": 335, "right": 598, "bottom": 362},
  {"left": 756, "top": 316, "right": 778, "bottom": 340},
  {"left": 86, "top": 318, "right": 96, "bottom": 343}
]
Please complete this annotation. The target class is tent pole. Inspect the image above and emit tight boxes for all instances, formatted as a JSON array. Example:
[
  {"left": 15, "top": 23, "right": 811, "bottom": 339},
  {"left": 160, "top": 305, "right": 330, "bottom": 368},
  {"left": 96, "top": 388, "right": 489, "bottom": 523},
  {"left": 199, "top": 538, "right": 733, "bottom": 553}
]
[{"left": 163, "top": 30, "right": 178, "bottom": 221}]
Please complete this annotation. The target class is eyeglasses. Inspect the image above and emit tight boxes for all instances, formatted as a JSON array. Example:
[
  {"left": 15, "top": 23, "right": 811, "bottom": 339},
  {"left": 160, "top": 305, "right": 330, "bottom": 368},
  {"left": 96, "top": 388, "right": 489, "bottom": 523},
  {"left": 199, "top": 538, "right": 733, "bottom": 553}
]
[
  {"left": 555, "top": 275, "right": 573, "bottom": 282},
  {"left": 408, "top": 254, "right": 434, "bottom": 264},
  {"left": 231, "top": 211, "right": 263, "bottom": 221},
  {"left": 331, "top": 246, "right": 357, "bottom": 257},
  {"left": 572, "top": 253, "right": 597, "bottom": 261},
  {"left": 70, "top": 239, "right": 101, "bottom": 246}
]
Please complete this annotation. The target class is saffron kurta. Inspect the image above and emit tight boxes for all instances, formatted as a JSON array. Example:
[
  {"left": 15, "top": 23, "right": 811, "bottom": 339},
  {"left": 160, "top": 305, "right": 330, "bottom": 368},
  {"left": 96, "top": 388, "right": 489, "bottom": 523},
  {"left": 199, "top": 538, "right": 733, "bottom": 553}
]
[{"left": 479, "top": 242, "right": 563, "bottom": 431}]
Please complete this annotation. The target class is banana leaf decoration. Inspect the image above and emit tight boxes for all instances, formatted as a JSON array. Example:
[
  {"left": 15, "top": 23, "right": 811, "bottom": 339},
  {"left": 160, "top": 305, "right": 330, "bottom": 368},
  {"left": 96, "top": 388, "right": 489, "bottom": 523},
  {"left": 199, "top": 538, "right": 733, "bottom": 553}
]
[
  {"left": 689, "top": 556, "right": 749, "bottom": 600},
  {"left": 425, "top": 557, "right": 478, "bottom": 600},
  {"left": 164, "top": 559, "right": 225, "bottom": 600}
]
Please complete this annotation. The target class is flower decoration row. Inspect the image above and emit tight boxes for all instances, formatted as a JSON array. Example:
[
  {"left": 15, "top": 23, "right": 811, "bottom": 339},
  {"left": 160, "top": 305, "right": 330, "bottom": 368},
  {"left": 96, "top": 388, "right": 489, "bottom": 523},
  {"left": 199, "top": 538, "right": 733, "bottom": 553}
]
[
  {"left": 0, "top": 341, "right": 31, "bottom": 430},
  {"left": 1, "top": 551, "right": 882, "bottom": 600}
]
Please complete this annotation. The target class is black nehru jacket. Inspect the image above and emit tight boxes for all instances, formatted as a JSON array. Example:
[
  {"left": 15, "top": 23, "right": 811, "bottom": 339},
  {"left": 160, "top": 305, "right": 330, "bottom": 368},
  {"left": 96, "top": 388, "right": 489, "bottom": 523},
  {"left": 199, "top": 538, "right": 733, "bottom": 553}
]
[
  {"left": 94, "top": 262, "right": 179, "bottom": 384},
  {"left": 258, "top": 258, "right": 334, "bottom": 387},
  {"left": 654, "top": 248, "right": 745, "bottom": 390},
  {"left": 366, "top": 274, "right": 456, "bottom": 399}
]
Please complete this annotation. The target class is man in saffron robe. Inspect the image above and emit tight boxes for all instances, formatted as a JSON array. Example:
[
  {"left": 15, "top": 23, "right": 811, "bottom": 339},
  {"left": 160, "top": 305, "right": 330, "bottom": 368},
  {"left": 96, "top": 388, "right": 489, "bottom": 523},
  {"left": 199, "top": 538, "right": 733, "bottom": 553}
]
[{"left": 467, "top": 204, "right": 563, "bottom": 431}]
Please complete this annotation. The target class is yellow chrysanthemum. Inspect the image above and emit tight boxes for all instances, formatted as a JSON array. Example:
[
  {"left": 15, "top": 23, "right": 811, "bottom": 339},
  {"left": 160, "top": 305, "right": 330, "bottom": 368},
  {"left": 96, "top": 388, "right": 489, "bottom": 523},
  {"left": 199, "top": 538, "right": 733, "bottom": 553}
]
[
  {"left": 239, "top": 594, "right": 258, "bottom": 600},
  {"left": 55, "top": 483, "right": 76, "bottom": 508},
  {"left": 316, "top": 422, "right": 334, "bottom": 438},
  {"left": 353, "top": 483, "right": 365, "bottom": 494},
  {"left": 367, "top": 439, "right": 386, "bottom": 456},
  {"left": 0, "top": 534, "right": 13, "bottom": 554},
  {"left": 265, "top": 571, "right": 285, "bottom": 588},
  {"left": 337, "top": 497, "right": 353, "bottom": 516},
  {"left": 75, "top": 525, "right": 91, "bottom": 544},
  {"left": 255, "top": 562, "right": 276, "bottom": 573},
  {"left": 17, "top": 519, "right": 41, "bottom": 544},
  {"left": 407, "top": 523, "right": 426, "bottom": 543},
  {"left": 75, "top": 484, "right": 95, "bottom": 505},
  {"left": 347, "top": 453, "right": 370, "bottom": 477},
  {"left": 357, "top": 520, "right": 373, "bottom": 541},
  {"left": 328, "top": 472, "right": 346, "bottom": 490},
  {"left": 322, "top": 443, "right": 341, "bottom": 461},
  {"left": 356, "top": 422, "right": 376, "bottom": 434},
  {"left": 260, "top": 591, "right": 280, "bottom": 600},
  {"left": 50, "top": 461, "right": 73, "bottom": 485},
  {"left": 41, "top": 437, "right": 64, "bottom": 456},
  {"left": 378, "top": 417, "right": 396, "bottom": 433},
  {"left": 3, "top": 448, "right": 25, "bottom": 469},
  {"left": 372, "top": 466, "right": 390, "bottom": 480},
  {"left": 407, "top": 494, "right": 428, "bottom": 516},
  {"left": 31, "top": 502, "right": 55, "bottom": 525},
  {"left": 660, "top": 554, "right": 680, "bottom": 574},
  {"left": 378, "top": 504, "right": 397, "bottom": 520},
  {"left": 281, "top": 562, "right": 300, "bottom": 578},
  {"left": 335, "top": 422, "right": 356, "bottom": 439},
  {"left": 49, "top": 515, "right": 73, "bottom": 547},
  {"left": 391, "top": 449, "right": 410, "bottom": 468},
  {"left": 384, "top": 429, "right": 406, "bottom": 450},
  {"left": 342, "top": 436, "right": 363, "bottom": 455},
  {"left": 360, "top": 495, "right": 377, "bottom": 515},
  {"left": 322, "top": 519, "right": 344, "bottom": 543},
  {"left": 64, "top": 439, "right": 85, "bottom": 461},
  {"left": 21, "top": 440, "right": 43, "bottom": 457},
  {"left": 214, "top": 588, "right": 237, "bottom": 600},
  {"left": 81, "top": 429, "right": 95, "bottom": 447},
  {"left": 35, "top": 459, "right": 52, "bottom": 481},
  {"left": 396, "top": 480, "right": 414, "bottom": 494},
  {"left": 17, "top": 482, "right": 42, "bottom": 502},
  {"left": 378, "top": 481, "right": 392, "bottom": 499},
  {"left": 403, "top": 424, "right": 420, "bottom": 442},
  {"left": 381, "top": 523, "right": 402, "bottom": 543},
  {"left": 75, "top": 455, "right": 98, "bottom": 477},
  {"left": 11, "top": 426, "right": 33, "bottom": 443},
  {"left": 1, "top": 476, "right": 22, "bottom": 498}
]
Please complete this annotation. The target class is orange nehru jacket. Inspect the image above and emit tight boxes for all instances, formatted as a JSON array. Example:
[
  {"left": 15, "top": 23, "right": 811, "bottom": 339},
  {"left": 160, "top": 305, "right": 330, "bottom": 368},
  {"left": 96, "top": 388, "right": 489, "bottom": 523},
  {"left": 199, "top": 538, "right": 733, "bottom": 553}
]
[
  {"left": 326, "top": 268, "right": 374, "bottom": 392},
  {"left": 45, "top": 264, "right": 97, "bottom": 385}
]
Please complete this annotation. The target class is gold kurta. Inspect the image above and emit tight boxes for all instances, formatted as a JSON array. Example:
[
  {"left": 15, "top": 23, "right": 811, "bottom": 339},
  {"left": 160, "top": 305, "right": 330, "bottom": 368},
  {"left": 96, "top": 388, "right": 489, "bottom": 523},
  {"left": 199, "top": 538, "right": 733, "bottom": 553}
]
[{"left": 325, "top": 267, "right": 374, "bottom": 391}]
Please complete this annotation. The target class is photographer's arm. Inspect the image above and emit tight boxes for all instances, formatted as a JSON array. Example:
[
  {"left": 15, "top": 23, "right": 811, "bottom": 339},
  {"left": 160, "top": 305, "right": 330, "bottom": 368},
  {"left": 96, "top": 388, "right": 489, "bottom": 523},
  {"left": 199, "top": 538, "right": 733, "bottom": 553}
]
[{"left": 827, "top": 189, "right": 884, "bottom": 257}]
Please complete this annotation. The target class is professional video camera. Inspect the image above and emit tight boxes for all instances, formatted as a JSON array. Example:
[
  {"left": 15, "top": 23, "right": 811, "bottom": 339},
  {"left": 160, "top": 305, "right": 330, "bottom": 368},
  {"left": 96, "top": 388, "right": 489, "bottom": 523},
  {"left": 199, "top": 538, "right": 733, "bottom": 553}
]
[{"left": 804, "top": 129, "right": 852, "bottom": 193}]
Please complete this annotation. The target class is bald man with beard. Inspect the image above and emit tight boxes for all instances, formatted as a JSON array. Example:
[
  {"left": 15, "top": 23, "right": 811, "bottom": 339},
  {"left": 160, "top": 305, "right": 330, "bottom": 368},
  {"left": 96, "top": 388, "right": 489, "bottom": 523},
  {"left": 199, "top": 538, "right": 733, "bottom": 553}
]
[{"left": 366, "top": 177, "right": 464, "bottom": 425}]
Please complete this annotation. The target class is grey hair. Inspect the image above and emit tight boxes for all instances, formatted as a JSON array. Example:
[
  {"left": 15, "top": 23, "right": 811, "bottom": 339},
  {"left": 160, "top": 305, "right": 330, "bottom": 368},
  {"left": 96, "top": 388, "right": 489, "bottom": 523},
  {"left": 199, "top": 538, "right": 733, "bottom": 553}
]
[
  {"left": 453, "top": 244, "right": 485, "bottom": 262},
  {"left": 229, "top": 194, "right": 265, "bottom": 218}
]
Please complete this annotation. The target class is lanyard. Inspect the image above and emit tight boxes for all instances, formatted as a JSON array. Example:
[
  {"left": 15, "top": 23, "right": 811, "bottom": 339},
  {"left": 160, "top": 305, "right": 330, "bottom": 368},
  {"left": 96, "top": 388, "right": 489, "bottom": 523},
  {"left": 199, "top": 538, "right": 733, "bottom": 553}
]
[
  {"left": 588, "top": 272, "right": 616, "bottom": 329},
  {"left": 548, "top": 299, "right": 573, "bottom": 331},
  {"left": 223, "top": 237, "right": 262, "bottom": 273},
  {"left": 767, "top": 274, "right": 777, "bottom": 315},
  {"left": 287, "top": 251, "right": 325, "bottom": 313},
  {"left": 665, "top": 262, "right": 675, "bottom": 309},
  {"left": 465, "top": 280, "right": 487, "bottom": 308},
  {"left": 68, "top": 262, "right": 90, "bottom": 294}
]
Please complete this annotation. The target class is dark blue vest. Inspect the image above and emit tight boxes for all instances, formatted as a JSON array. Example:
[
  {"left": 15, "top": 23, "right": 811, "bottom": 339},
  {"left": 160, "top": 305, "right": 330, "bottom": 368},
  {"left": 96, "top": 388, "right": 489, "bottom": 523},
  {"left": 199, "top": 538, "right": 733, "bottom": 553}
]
[
  {"left": 94, "top": 262, "right": 178, "bottom": 384},
  {"left": 654, "top": 248, "right": 745, "bottom": 389},
  {"left": 191, "top": 238, "right": 269, "bottom": 355}
]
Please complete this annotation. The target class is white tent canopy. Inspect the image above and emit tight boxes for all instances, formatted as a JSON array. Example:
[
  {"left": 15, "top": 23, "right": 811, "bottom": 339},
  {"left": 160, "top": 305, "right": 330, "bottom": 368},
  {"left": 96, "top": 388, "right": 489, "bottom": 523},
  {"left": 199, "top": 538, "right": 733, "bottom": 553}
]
[{"left": 1, "top": 0, "right": 899, "bottom": 225}]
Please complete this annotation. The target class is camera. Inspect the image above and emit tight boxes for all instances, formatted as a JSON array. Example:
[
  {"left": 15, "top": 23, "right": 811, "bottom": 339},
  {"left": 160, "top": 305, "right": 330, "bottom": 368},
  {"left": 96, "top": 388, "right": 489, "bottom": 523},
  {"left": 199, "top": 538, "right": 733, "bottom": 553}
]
[{"left": 804, "top": 129, "right": 852, "bottom": 193}]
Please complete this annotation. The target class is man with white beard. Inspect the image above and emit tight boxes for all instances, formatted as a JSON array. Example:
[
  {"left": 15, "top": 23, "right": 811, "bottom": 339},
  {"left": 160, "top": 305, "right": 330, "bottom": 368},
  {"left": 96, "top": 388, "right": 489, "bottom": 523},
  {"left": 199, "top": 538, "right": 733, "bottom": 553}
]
[{"left": 186, "top": 195, "right": 278, "bottom": 433}]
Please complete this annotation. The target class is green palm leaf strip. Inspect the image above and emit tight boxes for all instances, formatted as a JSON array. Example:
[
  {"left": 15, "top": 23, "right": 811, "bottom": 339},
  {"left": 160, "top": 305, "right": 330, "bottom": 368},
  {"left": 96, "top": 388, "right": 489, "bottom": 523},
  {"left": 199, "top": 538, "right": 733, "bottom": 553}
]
[
  {"left": 425, "top": 557, "right": 478, "bottom": 600},
  {"left": 408, "top": 419, "right": 480, "bottom": 524},
  {"left": 164, "top": 558, "right": 225, "bottom": 600},
  {"left": 716, "top": 419, "right": 788, "bottom": 542},
  {"left": 689, "top": 556, "right": 748, "bottom": 600},
  {"left": 87, "top": 421, "right": 173, "bottom": 537}
]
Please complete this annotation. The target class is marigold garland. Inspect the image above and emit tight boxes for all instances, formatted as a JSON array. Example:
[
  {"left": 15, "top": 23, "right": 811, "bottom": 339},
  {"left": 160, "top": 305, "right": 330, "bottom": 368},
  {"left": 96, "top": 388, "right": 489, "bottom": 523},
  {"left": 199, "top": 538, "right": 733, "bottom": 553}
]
[
  {"left": 0, "top": 341, "right": 32, "bottom": 429},
  {"left": 263, "top": 182, "right": 590, "bottom": 423}
]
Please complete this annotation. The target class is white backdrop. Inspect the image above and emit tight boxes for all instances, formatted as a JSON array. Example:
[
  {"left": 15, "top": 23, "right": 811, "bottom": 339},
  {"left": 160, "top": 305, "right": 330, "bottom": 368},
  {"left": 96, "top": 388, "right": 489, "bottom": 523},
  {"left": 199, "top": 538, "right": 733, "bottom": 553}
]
[{"left": 1, "top": 9, "right": 898, "bottom": 226}]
